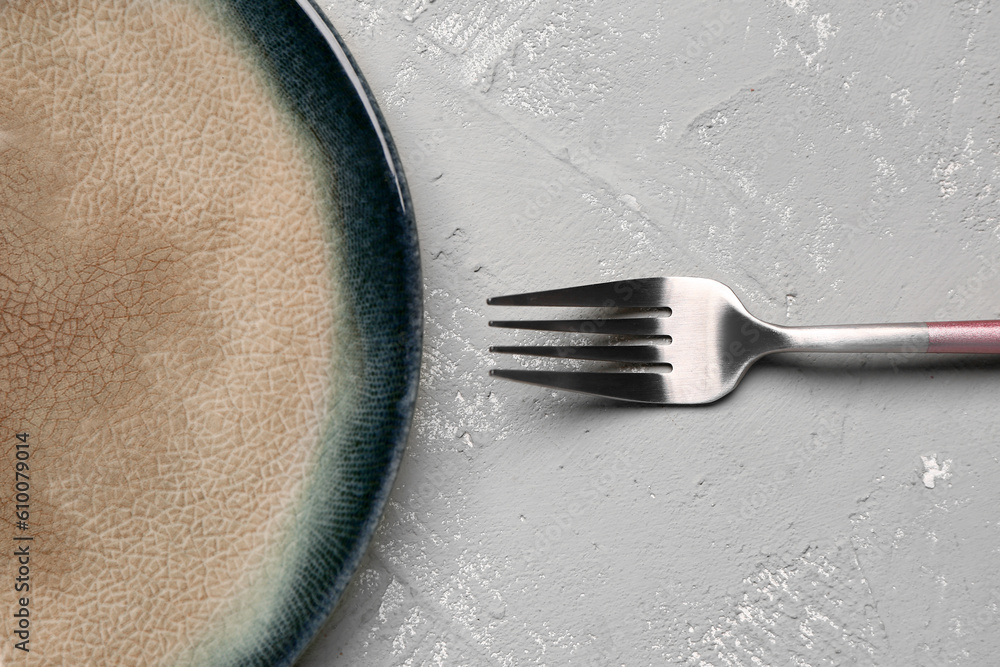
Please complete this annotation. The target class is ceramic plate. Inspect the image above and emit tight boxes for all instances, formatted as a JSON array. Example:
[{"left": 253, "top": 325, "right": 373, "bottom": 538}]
[{"left": 0, "top": 0, "right": 419, "bottom": 664}]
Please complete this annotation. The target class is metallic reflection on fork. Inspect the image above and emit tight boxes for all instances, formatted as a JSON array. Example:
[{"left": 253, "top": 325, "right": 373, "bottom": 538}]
[{"left": 488, "top": 277, "right": 1000, "bottom": 404}]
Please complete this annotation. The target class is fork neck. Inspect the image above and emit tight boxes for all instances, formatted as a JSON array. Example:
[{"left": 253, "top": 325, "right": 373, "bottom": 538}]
[{"left": 770, "top": 322, "right": 930, "bottom": 354}]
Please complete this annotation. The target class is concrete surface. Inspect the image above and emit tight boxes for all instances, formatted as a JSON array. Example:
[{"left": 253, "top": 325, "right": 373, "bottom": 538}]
[{"left": 299, "top": 1, "right": 1000, "bottom": 665}]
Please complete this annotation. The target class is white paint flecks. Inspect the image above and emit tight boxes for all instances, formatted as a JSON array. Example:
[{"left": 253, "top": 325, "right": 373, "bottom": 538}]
[
  {"left": 783, "top": 0, "right": 809, "bottom": 16},
  {"left": 678, "top": 547, "right": 889, "bottom": 665},
  {"left": 812, "top": 12, "right": 837, "bottom": 48},
  {"left": 921, "top": 455, "right": 953, "bottom": 489},
  {"left": 424, "top": 0, "right": 542, "bottom": 86}
]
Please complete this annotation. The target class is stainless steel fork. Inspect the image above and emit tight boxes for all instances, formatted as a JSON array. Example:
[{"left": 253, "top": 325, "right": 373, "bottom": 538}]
[{"left": 488, "top": 277, "right": 1000, "bottom": 404}]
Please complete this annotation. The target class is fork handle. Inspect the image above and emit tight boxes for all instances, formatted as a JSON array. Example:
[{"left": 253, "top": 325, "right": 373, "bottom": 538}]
[
  {"left": 775, "top": 321, "right": 1000, "bottom": 354},
  {"left": 927, "top": 321, "right": 1000, "bottom": 353}
]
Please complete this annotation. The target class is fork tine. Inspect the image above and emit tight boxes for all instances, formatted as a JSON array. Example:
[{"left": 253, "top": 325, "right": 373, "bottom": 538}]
[
  {"left": 488, "top": 317, "right": 670, "bottom": 336},
  {"left": 489, "top": 369, "right": 669, "bottom": 403},
  {"left": 487, "top": 277, "right": 669, "bottom": 308},
  {"left": 490, "top": 345, "right": 671, "bottom": 364}
]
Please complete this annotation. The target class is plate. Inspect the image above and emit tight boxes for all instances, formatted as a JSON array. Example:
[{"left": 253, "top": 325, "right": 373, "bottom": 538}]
[{"left": 0, "top": 0, "right": 419, "bottom": 664}]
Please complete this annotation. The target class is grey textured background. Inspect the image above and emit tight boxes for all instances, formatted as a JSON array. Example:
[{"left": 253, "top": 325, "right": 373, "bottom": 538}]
[{"left": 300, "top": 1, "right": 1000, "bottom": 665}]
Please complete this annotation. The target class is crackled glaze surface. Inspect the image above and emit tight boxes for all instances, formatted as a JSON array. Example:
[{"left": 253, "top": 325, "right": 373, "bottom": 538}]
[{"left": 0, "top": 1, "right": 343, "bottom": 663}]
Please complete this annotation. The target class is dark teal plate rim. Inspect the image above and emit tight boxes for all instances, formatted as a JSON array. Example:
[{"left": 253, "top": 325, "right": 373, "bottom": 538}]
[{"left": 222, "top": 1, "right": 420, "bottom": 664}]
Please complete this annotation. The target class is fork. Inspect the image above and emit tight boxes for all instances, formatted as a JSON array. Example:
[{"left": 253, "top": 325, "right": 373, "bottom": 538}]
[{"left": 487, "top": 277, "right": 1000, "bottom": 404}]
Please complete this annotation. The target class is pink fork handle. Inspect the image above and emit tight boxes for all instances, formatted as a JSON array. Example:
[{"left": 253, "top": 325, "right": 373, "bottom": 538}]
[{"left": 927, "top": 321, "right": 1000, "bottom": 354}]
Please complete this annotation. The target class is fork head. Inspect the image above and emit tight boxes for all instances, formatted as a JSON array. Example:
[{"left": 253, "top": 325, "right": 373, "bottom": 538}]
[{"left": 488, "top": 277, "right": 783, "bottom": 404}]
